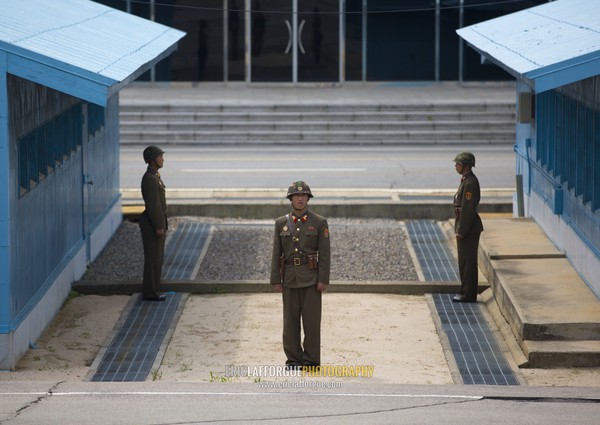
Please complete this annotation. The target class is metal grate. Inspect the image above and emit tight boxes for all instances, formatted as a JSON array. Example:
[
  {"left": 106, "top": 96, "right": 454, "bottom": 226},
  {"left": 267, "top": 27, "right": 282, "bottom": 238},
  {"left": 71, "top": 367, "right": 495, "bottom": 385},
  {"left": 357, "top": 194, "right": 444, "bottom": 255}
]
[
  {"left": 162, "top": 222, "right": 211, "bottom": 280},
  {"left": 433, "top": 294, "right": 519, "bottom": 386},
  {"left": 91, "top": 293, "right": 183, "bottom": 382},
  {"left": 406, "top": 220, "right": 459, "bottom": 281}
]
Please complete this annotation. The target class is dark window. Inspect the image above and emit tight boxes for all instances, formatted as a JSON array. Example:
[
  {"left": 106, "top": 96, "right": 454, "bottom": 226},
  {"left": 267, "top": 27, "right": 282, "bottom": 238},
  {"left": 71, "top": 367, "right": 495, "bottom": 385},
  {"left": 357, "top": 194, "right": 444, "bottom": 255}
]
[
  {"left": 18, "top": 104, "right": 82, "bottom": 197},
  {"left": 537, "top": 90, "right": 600, "bottom": 212}
]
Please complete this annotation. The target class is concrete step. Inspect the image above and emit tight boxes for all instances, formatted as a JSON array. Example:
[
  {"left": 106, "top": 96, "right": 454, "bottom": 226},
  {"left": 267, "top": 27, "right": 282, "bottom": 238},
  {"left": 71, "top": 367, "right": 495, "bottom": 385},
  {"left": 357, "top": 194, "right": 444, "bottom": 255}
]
[
  {"left": 120, "top": 129, "right": 516, "bottom": 143},
  {"left": 523, "top": 340, "right": 600, "bottom": 368},
  {"left": 120, "top": 98, "right": 516, "bottom": 145},
  {"left": 120, "top": 102, "right": 516, "bottom": 114},
  {"left": 120, "top": 110, "right": 515, "bottom": 123},
  {"left": 479, "top": 218, "right": 600, "bottom": 368},
  {"left": 120, "top": 120, "right": 515, "bottom": 132}
]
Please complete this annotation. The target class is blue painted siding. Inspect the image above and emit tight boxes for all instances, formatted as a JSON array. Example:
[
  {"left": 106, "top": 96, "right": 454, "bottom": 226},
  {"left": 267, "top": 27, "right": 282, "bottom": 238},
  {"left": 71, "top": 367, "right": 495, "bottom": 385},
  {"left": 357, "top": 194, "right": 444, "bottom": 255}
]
[
  {"left": 84, "top": 94, "right": 120, "bottom": 236},
  {"left": 534, "top": 88, "right": 600, "bottom": 257},
  {"left": 7, "top": 75, "right": 85, "bottom": 328},
  {"left": 5, "top": 76, "right": 122, "bottom": 329},
  {"left": 0, "top": 51, "right": 10, "bottom": 331}
]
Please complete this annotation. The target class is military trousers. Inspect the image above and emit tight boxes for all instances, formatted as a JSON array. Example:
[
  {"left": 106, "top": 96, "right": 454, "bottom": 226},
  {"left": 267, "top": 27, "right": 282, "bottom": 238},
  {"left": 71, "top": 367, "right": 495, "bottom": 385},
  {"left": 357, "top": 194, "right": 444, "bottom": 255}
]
[
  {"left": 139, "top": 214, "right": 166, "bottom": 299},
  {"left": 457, "top": 230, "right": 481, "bottom": 301},
  {"left": 282, "top": 285, "right": 322, "bottom": 366}
]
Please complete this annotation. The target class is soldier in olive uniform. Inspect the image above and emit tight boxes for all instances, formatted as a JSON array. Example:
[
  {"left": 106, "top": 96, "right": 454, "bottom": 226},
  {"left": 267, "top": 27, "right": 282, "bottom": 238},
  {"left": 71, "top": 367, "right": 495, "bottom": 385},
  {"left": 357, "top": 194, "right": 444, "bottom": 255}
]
[
  {"left": 140, "top": 145, "right": 168, "bottom": 301},
  {"left": 452, "top": 152, "right": 483, "bottom": 303},
  {"left": 270, "top": 181, "right": 331, "bottom": 368}
]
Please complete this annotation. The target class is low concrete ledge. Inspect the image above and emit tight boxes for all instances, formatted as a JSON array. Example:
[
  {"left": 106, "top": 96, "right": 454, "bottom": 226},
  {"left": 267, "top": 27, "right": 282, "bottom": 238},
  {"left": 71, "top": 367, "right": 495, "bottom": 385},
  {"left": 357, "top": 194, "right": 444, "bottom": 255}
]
[
  {"left": 478, "top": 217, "right": 566, "bottom": 281},
  {"left": 479, "top": 218, "right": 600, "bottom": 368},
  {"left": 524, "top": 340, "right": 600, "bottom": 368},
  {"left": 128, "top": 202, "right": 512, "bottom": 221},
  {"left": 72, "top": 279, "right": 490, "bottom": 296},
  {"left": 483, "top": 258, "right": 600, "bottom": 342}
]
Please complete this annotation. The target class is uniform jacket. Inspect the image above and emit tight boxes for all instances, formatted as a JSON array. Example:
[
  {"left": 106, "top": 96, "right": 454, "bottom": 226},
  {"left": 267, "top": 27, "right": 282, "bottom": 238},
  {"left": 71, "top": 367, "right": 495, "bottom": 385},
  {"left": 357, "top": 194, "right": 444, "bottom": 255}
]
[
  {"left": 454, "top": 171, "right": 483, "bottom": 236},
  {"left": 141, "top": 166, "right": 168, "bottom": 231},
  {"left": 270, "top": 210, "right": 331, "bottom": 288}
]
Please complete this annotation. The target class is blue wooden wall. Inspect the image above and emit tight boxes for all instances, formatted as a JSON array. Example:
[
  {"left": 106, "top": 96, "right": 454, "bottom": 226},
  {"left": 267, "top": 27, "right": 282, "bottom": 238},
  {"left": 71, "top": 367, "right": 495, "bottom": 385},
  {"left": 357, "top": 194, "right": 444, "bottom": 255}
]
[
  {"left": 533, "top": 84, "right": 600, "bottom": 258},
  {"left": 4, "top": 74, "right": 120, "bottom": 331}
]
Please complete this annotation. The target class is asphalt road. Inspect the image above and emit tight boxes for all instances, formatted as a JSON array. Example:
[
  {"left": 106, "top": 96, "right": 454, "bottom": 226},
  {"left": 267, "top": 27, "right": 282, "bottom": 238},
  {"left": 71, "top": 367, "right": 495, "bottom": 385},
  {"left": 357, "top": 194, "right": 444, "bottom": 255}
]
[
  {"left": 2, "top": 382, "right": 599, "bottom": 425},
  {"left": 119, "top": 144, "right": 515, "bottom": 191}
]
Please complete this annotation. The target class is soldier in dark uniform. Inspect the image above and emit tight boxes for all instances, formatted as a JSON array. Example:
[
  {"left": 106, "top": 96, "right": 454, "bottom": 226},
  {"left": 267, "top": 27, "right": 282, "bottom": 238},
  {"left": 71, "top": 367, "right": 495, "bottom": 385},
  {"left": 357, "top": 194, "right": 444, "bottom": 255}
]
[
  {"left": 452, "top": 152, "right": 483, "bottom": 303},
  {"left": 270, "top": 181, "right": 331, "bottom": 369},
  {"left": 140, "top": 145, "right": 168, "bottom": 301}
]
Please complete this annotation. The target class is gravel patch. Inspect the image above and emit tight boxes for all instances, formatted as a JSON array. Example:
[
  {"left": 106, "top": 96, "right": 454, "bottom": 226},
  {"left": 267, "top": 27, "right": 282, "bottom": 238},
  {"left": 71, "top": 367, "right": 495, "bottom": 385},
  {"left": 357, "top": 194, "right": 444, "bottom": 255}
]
[{"left": 83, "top": 216, "right": 419, "bottom": 282}]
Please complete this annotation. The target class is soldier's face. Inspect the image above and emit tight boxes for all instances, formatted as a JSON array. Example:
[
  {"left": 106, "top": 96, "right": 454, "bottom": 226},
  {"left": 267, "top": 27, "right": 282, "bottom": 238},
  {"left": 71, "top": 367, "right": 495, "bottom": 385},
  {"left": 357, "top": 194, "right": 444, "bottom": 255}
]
[
  {"left": 154, "top": 154, "right": 164, "bottom": 169},
  {"left": 455, "top": 162, "right": 463, "bottom": 174},
  {"left": 290, "top": 194, "right": 309, "bottom": 211}
]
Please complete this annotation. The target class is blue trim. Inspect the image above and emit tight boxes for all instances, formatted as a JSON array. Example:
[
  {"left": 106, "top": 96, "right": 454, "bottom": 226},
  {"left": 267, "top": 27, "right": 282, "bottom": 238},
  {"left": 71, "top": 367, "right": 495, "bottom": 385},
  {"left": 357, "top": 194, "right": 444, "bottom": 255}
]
[
  {"left": 0, "top": 53, "right": 11, "bottom": 330},
  {"left": 7, "top": 52, "right": 110, "bottom": 106},
  {"left": 530, "top": 54, "right": 600, "bottom": 94},
  {"left": 0, "top": 239, "right": 86, "bottom": 334}
]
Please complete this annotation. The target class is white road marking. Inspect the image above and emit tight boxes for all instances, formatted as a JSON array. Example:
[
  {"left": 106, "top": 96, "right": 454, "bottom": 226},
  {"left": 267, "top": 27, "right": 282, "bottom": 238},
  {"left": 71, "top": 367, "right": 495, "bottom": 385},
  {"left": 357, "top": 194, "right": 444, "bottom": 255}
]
[
  {"left": 182, "top": 168, "right": 367, "bottom": 173},
  {"left": 1, "top": 390, "right": 482, "bottom": 400}
]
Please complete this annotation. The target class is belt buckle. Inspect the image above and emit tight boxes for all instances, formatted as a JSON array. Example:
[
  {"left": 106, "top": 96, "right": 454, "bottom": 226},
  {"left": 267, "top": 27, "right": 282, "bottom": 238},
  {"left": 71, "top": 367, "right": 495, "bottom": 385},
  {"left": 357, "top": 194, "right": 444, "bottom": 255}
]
[{"left": 294, "top": 258, "right": 301, "bottom": 266}]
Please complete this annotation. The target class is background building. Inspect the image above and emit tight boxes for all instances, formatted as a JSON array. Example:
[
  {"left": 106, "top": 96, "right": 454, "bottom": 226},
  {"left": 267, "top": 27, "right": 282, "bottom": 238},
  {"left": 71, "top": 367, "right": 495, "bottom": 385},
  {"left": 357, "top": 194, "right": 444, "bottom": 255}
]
[
  {"left": 93, "top": 0, "right": 551, "bottom": 84},
  {"left": 0, "top": 0, "right": 184, "bottom": 370}
]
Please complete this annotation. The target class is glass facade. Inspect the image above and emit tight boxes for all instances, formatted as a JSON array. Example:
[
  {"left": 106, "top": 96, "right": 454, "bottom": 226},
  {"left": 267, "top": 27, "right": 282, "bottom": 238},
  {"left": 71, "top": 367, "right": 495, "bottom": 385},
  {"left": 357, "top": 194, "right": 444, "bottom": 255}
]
[{"left": 93, "top": 0, "right": 550, "bottom": 83}]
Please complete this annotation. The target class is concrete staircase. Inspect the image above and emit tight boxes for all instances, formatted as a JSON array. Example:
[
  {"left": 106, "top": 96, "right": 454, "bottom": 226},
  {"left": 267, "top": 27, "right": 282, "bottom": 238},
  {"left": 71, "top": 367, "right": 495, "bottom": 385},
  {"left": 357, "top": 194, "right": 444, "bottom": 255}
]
[
  {"left": 119, "top": 102, "right": 516, "bottom": 145},
  {"left": 478, "top": 218, "right": 600, "bottom": 368}
]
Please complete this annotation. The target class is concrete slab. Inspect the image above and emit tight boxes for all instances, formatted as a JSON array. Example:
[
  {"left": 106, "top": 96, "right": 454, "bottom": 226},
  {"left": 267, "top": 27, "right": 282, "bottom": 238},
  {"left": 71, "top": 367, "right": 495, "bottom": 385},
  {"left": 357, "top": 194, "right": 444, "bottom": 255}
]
[
  {"left": 489, "top": 257, "right": 600, "bottom": 341},
  {"left": 479, "top": 218, "right": 565, "bottom": 260}
]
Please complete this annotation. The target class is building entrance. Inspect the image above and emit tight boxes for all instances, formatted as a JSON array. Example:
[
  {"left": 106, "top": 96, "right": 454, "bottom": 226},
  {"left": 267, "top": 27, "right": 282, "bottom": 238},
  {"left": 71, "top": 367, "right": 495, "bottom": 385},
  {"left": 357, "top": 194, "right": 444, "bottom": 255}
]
[
  {"left": 93, "top": 0, "right": 549, "bottom": 84},
  {"left": 250, "top": 0, "right": 339, "bottom": 82}
]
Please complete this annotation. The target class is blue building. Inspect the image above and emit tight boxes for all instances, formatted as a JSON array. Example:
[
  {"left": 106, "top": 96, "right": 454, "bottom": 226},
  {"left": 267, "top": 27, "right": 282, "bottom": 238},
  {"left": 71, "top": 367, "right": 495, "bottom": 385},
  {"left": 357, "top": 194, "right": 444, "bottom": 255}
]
[
  {"left": 458, "top": 0, "right": 600, "bottom": 297},
  {"left": 0, "top": 0, "right": 184, "bottom": 370}
]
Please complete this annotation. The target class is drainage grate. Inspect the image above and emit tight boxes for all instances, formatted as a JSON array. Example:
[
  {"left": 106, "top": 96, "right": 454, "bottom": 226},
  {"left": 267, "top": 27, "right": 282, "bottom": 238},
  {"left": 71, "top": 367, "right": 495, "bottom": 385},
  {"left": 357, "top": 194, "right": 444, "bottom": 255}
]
[
  {"left": 163, "top": 222, "right": 211, "bottom": 280},
  {"left": 406, "top": 220, "right": 459, "bottom": 281},
  {"left": 91, "top": 293, "right": 183, "bottom": 382},
  {"left": 433, "top": 294, "right": 519, "bottom": 386}
]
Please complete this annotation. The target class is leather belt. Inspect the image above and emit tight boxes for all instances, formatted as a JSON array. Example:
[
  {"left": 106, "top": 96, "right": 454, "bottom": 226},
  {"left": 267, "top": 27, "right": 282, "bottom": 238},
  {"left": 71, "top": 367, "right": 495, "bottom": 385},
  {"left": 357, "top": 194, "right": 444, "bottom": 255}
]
[{"left": 284, "top": 256, "right": 308, "bottom": 266}]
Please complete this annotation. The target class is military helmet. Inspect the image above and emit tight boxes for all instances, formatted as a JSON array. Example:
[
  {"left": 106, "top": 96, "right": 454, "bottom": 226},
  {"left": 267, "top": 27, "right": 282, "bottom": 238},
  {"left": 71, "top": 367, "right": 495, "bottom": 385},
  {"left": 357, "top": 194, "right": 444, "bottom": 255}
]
[
  {"left": 286, "top": 181, "right": 313, "bottom": 199},
  {"left": 454, "top": 151, "right": 476, "bottom": 167},
  {"left": 143, "top": 145, "right": 165, "bottom": 163}
]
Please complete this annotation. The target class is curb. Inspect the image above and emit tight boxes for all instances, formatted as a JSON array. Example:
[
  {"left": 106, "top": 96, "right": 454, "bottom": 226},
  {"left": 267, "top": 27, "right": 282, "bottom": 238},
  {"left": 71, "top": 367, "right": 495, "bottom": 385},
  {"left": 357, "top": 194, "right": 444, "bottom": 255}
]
[{"left": 72, "top": 280, "right": 491, "bottom": 296}]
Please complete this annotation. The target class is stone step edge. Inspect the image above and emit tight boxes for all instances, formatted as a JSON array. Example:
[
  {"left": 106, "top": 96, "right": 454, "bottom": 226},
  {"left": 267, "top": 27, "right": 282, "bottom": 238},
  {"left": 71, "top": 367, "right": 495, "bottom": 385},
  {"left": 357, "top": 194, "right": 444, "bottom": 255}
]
[
  {"left": 523, "top": 340, "right": 600, "bottom": 368},
  {"left": 72, "top": 280, "right": 491, "bottom": 296}
]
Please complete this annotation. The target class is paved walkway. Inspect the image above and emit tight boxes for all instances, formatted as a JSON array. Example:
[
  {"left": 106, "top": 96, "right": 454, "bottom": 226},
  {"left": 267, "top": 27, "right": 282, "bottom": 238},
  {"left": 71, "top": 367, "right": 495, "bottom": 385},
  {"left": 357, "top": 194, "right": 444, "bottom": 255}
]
[{"left": 120, "top": 81, "right": 516, "bottom": 106}]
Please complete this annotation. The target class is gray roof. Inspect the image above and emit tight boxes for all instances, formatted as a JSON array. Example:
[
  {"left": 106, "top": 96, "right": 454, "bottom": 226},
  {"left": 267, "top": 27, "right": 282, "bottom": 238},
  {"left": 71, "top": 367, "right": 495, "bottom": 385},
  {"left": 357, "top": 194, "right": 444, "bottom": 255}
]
[
  {"left": 0, "top": 0, "right": 185, "bottom": 105},
  {"left": 457, "top": 0, "right": 600, "bottom": 92}
]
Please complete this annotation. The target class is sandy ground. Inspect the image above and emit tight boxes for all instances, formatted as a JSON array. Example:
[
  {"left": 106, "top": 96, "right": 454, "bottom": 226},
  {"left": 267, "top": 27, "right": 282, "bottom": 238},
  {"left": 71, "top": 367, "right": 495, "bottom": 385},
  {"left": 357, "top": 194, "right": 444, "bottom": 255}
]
[
  {"left": 159, "top": 293, "right": 451, "bottom": 385},
  {"left": 2, "top": 293, "right": 600, "bottom": 387}
]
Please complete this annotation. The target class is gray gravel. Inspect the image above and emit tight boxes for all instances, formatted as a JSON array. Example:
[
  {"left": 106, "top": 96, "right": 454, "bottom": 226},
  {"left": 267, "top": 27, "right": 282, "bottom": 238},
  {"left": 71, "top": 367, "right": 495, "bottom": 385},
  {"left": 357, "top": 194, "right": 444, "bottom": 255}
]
[{"left": 83, "top": 216, "right": 418, "bottom": 282}]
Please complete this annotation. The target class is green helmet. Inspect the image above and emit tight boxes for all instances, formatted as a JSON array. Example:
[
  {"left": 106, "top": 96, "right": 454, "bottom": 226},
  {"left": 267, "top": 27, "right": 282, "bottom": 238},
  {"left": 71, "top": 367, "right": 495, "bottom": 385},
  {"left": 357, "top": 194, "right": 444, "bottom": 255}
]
[
  {"left": 454, "top": 151, "right": 476, "bottom": 167},
  {"left": 286, "top": 181, "right": 313, "bottom": 199},
  {"left": 143, "top": 145, "right": 165, "bottom": 163}
]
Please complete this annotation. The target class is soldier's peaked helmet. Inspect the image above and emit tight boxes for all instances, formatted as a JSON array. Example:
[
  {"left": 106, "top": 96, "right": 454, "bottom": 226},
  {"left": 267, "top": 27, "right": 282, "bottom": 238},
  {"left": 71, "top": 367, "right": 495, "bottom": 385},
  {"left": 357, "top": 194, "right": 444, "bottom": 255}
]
[
  {"left": 143, "top": 145, "right": 165, "bottom": 164},
  {"left": 453, "top": 151, "right": 476, "bottom": 167},
  {"left": 287, "top": 181, "right": 313, "bottom": 199}
]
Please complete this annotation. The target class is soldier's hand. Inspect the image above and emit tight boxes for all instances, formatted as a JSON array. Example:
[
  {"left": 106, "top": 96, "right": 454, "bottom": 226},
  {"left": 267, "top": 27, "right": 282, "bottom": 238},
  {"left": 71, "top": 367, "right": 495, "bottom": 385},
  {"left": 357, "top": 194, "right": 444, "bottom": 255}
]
[
  {"left": 156, "top": 228, "right": 166, "bottom": 238},
  {"left": 272, "top": 284, "right": 283, "bottom": 293},
  {"left": 316, "top": 282, "right": 328, "bottom": 292},
  {"left": 455, "top": 234, "right": 464, "bottom": 240}
]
